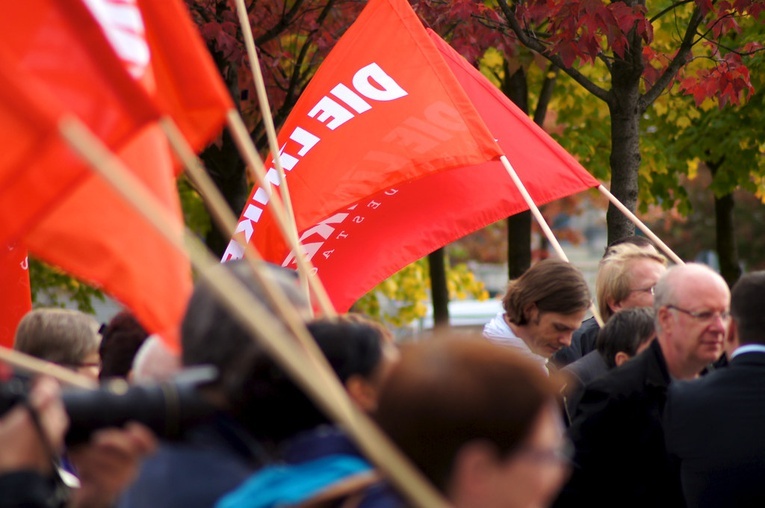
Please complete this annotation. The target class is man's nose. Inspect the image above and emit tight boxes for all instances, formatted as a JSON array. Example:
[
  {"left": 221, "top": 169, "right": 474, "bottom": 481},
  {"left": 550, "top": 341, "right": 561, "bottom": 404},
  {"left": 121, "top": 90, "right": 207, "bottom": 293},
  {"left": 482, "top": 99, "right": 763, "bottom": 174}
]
[
  {"left": 709, "top": 314, "right": 727, "bottom": 332},
  {"left": 560, "top": 332, "right": 573, "bottom": 347}
]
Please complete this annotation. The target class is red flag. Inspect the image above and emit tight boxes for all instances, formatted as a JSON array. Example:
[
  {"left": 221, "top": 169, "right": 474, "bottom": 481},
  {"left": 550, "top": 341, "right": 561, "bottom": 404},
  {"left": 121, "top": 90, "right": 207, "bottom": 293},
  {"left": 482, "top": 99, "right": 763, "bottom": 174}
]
[
  {"left": 0, "top": 0, "right": 191, "bottom": 350},
  {"left": 134, "top": 0, "right": 234, "bottom": 153},
  {"left": 222, "top": 0, "right": 503, "bottom": 262},
  {"left": 0, "top": 0, "right": 160, "bottom": 247},
  {"left": 228, "top": 21, "right": 599, "bottom": 311},
  {"left": 0, "top": 244, "right": 31, "bottom": 348}
]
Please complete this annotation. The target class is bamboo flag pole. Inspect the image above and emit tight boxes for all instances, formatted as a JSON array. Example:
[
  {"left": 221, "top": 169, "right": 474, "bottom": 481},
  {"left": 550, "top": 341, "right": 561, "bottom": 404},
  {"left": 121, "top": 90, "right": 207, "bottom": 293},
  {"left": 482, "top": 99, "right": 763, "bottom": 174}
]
[
  {"left": 231, "top": 0, "right": 312, "bottom": 300},
  {"left": 500, "top": 155, "right": 604, "bottom": 327},
  {"left": 158, "top": 117, "right": 329, "bottom": 315},
  {"left": 0, "top": 347, "right": 97, "bottom": 390},
  {"left": 59, "top": 115, "right": 449, "bottom": 508},
  {"left": 232, "top": 0, "right": 298, "bottom": 239},
  {"left": 224, "top": 110, "right": 336, "bottom": 318},
  {"left": 159, "top": 117, "right": 342, "bottom": 399},
  {"left": 598, "top": 184, "right": 685, "bottom": 265}
]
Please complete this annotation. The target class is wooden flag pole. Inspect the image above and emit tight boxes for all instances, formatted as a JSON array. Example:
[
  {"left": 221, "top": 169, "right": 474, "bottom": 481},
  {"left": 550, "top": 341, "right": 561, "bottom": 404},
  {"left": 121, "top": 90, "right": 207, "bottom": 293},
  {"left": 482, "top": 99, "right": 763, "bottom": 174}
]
[
  {"left": 225, "top": 110, "right": 337, "bottom": 318},
  {"left": 59, "top": 115, "right": 449, "bottom": 508},
  {"left": 597, "top": 185, "right": 685, "bottom": 265},
  {"left": 232, "top": 0, "right": 298, "bottom": 238},
  {"left": 0, "top": 347, "right": 97, "bottom": 390},
  {"left": 232, "top": 0, "right": 311, "bottom": 298},
  {"left": 500, "top": 155, "right": 604, "bottom": 327},
  {"left": 159, "top": 117, "right": 341, "bottom": 390},
  {"left": 158, "top": 117, "right": 335, "bottom": 318}
]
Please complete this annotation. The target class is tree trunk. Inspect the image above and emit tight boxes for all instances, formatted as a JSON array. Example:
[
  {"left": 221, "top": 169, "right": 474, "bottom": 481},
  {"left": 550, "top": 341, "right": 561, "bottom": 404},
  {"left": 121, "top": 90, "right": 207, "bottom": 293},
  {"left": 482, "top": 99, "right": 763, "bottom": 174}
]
[
  {"left": 200, "top": 129, "right": 249, "bottom": 258},
  {"left": 708, "top": 160, "right": 741, "bottom": 287},
  {"left": 199, "top": 50, "right": 249, "bottom": 258},
  {"left": 428, "top": 248, "right": 449, "bottom": 329},
  {"left": 503, "top": 65, "right": 532, "bottom": 279},
  {"left": 606, "top": 51, "right": 643, "bottom": 244}
]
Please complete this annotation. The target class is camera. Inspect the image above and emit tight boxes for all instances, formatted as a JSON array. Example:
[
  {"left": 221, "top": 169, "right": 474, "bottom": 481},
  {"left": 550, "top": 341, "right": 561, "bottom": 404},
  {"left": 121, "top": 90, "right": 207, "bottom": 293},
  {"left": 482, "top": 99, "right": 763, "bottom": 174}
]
[{"left": 0, "top": 366, "right": 219, "bottom": 445}]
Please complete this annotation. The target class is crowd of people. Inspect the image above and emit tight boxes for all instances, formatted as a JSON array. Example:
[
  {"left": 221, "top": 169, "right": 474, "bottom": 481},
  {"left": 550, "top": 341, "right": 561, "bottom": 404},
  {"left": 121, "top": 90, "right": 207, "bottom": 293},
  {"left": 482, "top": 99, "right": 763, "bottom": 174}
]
[{"left": 2, "top": 239, "right": 764, "bottom": 507}]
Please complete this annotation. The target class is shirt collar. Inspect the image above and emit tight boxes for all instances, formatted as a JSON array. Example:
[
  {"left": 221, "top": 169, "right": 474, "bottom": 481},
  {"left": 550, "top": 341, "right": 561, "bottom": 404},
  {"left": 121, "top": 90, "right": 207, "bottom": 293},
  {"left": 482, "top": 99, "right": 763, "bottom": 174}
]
[{"left": 730, "top": 344, "right": 765, "bottom": 359}]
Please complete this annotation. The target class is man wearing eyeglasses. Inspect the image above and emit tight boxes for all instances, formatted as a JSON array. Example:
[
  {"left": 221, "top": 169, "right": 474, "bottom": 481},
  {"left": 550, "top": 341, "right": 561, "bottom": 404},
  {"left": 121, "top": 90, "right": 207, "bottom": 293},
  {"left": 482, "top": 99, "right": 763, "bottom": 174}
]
[
  {"left": 552, "top": 240, "right": 667, "bottom": 368},
  {"left": 664, "top": 271, "right": 765, "bottom": 507},
  {"left": 554, "top": 263, "right": 730, "bottom": 508}
]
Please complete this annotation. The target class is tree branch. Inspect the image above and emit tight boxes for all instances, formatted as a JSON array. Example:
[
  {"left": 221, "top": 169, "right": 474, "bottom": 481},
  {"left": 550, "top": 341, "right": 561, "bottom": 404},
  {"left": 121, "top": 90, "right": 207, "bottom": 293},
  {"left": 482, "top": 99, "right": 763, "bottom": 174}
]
[
  {"left": 533, "top": 64, "right": 558, "bottom": 125},
  {"left": 639, "top": 7, "right": 705, "bottom": 111},
  {"left": 495, "top": 0, "right": 611, "bottom": 103},
  {"left": 649, "top": 0, "right": 696, "bottom": 23}
]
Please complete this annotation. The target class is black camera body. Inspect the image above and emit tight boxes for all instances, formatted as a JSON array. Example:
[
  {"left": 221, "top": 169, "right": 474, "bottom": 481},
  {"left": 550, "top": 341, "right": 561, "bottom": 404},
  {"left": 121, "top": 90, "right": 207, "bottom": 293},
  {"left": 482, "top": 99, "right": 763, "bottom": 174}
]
[{"left": 0, "top": 367, "right": 219, "bottom": 445}]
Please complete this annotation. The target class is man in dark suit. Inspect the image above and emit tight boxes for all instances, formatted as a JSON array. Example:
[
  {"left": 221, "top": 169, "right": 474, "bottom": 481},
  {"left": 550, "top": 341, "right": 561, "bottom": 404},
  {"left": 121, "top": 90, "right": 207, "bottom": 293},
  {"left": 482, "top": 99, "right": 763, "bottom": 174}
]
[
  {"left": 555, "top": 263, "right": 730, "bottom": 508},
  {"left": 664, "top": 271, "right": 765, "bottom": 508}
]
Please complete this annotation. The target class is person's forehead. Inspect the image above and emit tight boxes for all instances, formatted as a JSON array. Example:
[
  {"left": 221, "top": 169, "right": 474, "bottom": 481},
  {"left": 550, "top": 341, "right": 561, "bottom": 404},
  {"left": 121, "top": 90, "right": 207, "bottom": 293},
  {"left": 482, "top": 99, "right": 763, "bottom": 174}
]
[
  {"left": 673, "top": 273, "right": 729, "bottom": 306},
  {"left": 544, "top": 310, "right": 585, "bottom": 326}
]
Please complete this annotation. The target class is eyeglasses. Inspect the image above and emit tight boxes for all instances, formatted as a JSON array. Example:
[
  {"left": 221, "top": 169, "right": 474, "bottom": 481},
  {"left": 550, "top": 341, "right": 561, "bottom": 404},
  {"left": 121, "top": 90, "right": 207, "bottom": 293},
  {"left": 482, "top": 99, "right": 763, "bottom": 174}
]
[
  {"left": 630, "top": 285, "right": 655, "bottom": 295},
  {"left": 666, "top": 305, "right": 730, "bottom": 322}
]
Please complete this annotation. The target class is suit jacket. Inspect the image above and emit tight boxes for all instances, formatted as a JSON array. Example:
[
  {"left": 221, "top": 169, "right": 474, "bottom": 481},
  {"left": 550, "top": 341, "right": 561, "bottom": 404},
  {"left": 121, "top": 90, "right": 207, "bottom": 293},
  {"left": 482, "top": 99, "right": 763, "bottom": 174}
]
[
  {"left": 664, "top": 350, "right": 765, "bottom": 508},
  {"left": 554, "top": 340, "right": 683, "bottom": 508},
  {"left": 562, "top": 350, "right": 609, "bottom": 421}
]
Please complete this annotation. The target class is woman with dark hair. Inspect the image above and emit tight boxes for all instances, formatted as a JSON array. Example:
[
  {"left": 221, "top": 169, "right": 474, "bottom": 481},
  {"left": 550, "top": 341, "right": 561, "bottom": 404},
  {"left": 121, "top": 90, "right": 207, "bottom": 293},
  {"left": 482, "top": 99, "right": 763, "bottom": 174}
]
[{"left": 216, "top": 316, "right": 398, "bottom": 508}]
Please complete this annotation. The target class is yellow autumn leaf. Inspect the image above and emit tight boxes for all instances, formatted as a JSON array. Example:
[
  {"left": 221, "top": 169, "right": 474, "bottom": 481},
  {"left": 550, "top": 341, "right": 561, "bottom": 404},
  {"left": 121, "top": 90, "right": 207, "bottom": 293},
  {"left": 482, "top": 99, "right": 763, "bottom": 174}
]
[{"left": 687, "top": 158, "right": 700, "bottom": 180}]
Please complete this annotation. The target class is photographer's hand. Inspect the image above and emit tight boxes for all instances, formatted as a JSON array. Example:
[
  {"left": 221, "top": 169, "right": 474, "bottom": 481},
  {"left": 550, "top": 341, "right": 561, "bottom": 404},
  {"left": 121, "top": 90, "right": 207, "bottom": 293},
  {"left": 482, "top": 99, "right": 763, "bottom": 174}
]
[
  {"left": 68, "top": 422, "right": 157, "bottom": 508},
  {"left": 0, "top": 376, "right": 68, "bottom": 475}
]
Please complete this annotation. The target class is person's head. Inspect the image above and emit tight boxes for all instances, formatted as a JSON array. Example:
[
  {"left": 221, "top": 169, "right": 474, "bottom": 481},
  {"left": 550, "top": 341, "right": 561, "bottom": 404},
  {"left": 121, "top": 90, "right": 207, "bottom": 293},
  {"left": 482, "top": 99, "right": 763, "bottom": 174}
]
[
  {"left": 14, "top": 308, "right": 101, "bottom": 380},
  {"left": 98, "top": 312, "right": 148, "bottom": 380},
  {"left": 728, "top": 271, "right": 765, "bottom": 349},
  {"left": 181, "top": 260, "right": 309, "bottom": 406},
  {"left": 502, "top": 259, "right": 590, "bottom": 357},
  {"left": 603, "top": 235, "right": 658, "bottom": 258},
  {"left": 595, "top": 244, "right": 667, "bottom": 321},
  {"left": 654, "top": 263, "right": 730, "bottom": 379},
  {"left": 307, "top": 316, "right": 398, "bottom": 414},
  {"left": 130, "top": 335, "right": 180, "bottom": 384},
  {"left": 596, "top": 307, "right": 656, "bottom": 369},
  {"left": 376, "top": 335, "right": 569, "bottom": 508},
  {"left": 246, "top": 315, "right": 399, "bottom": 442}
]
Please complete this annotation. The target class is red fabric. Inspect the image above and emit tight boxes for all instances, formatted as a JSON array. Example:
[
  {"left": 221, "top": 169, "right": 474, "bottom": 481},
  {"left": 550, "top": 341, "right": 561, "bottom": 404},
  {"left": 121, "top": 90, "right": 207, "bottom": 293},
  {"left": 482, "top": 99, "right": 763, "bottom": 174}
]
[
  {"left": 0, "top": 0, "right": 191, "bottom": 350},
  {"left": 0, "top": 0, "right": 160, "bottom": 246},
  {"left": 136, "top": 0, "right": 233, "bottom": 153},
  {"left": 0, "top": 244, "right": 31, "bottom": 348},
  {"left": 228, "top": 26, "right": 600, "bottom": 312},
  {"left": 223, "top": 0, "right": 503, "bottom": 263}
]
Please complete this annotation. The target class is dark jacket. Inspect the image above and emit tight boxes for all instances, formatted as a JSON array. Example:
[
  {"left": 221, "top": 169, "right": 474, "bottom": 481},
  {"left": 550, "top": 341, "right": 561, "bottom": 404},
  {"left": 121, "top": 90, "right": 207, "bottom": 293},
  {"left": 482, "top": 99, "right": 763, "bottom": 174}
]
[
  {"left": 665, "top": 350, "right": 765, "bottom": 508},
  {"left": 555, "top": 340, "right": 683, "bottom": 508},
  {"left": 117, "top": 413, "right": 268, "bottom": 508},
  {"left": 562, "top": 350, "right": 609, "bottom": 421},
  {"left": 551, "top": 316, "right": 600, "bottom": 368}
]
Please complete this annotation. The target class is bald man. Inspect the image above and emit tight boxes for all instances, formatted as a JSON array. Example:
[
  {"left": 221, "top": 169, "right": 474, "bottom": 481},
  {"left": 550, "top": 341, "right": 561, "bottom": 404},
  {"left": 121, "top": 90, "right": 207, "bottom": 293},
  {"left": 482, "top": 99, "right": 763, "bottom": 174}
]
[{"left": 556, "top": 263, "right": 730, "bottom": 508}]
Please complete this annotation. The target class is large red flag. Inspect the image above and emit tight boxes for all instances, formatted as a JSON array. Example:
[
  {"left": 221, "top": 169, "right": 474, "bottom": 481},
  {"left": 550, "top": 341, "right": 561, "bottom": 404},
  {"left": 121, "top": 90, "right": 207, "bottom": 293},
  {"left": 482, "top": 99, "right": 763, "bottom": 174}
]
[
  {"left": 0, "top": 244, "right": 31, "bottom": 348},
  {"left": 0, "top": 0, "right": 192, "bottom": 350},
  {"left": 228, "top": 22, "right": 600, "bottom": 311},
  {"left": 0, "top": 0, "right": 160, "bottom": 247},
  {"left": 222, "top": 0, "right": 503, "bottom": 262}
]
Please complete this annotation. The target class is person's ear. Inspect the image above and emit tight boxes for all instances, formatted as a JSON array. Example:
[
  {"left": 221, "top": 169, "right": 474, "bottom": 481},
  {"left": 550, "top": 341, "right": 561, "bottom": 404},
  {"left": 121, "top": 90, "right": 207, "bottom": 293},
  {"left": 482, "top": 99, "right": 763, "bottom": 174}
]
[
  {"left": 726, "top": 319, "right": 739, "bottom": 349},
  {"left": 523, "top": 303, "right": 539, "bottom": 323},
  {"left": 614, "top": 351, "right": 631, "bottom": 367},
  {"left": 448, "top": 441, "right": 498, "bottom": 504},
  {"left": 346, "top": 375, "right": 378, "bottom": 413},
  {"left": 608, "top": 298, "right": 622, "bottom": 313},
  {"left": 657, "top": 305, "right": 673, "bottom": 334}
]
